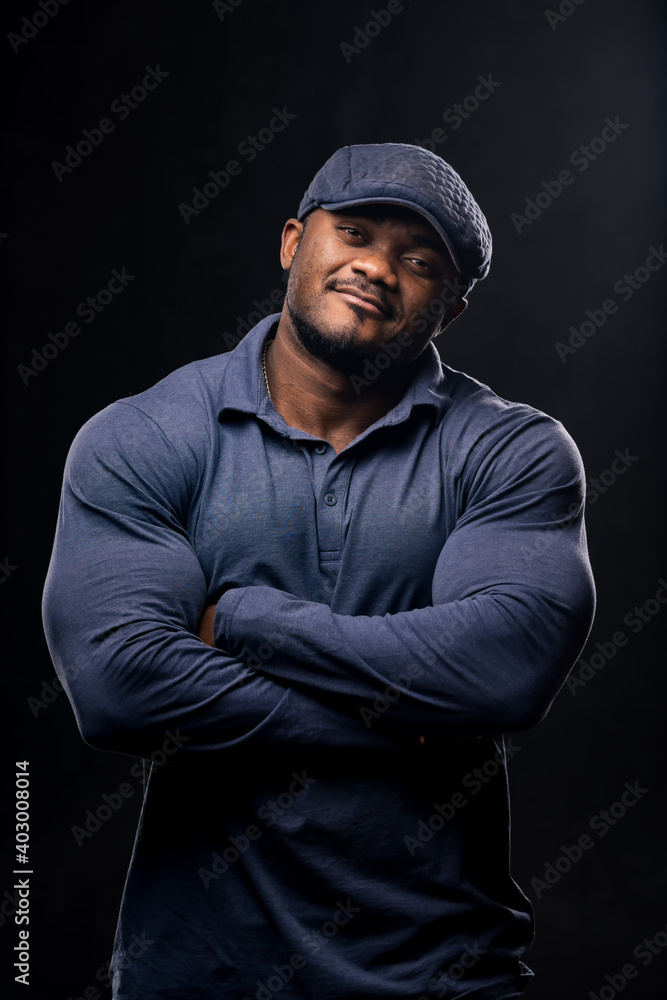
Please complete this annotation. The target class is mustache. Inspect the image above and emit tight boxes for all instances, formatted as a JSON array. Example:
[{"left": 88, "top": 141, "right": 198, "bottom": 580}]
[{"left": 327, "top": 278, "right": 394, "bottom": 319}]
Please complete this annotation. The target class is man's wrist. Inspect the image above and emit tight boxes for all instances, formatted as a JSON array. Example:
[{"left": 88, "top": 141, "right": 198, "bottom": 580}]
[{"left": 213, "top": 587, "right": 248, "bottom": 650}]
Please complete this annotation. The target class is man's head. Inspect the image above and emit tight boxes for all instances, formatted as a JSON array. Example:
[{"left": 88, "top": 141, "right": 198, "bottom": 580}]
[{"left": 279, "top": 143, "right": 492, "bottom": 375}]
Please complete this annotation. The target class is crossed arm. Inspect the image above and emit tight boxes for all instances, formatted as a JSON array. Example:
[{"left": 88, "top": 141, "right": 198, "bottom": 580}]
[
  {"left": 42, "top": 403, "right": 407, "bottom": 760},
  {"left": 199, "top": 504, "right": 594, "bottom": 740},
  {"left": 198, "top": 415, "right": 595, "bottom": 740},
  {"left": 43, "top": 400, "right": 595, "bottom": 760}
]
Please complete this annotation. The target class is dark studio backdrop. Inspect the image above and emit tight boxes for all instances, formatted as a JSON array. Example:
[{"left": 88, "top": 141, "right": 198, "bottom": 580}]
[{"left": 1, "top": 1, "right": 665, "bottom": 997}]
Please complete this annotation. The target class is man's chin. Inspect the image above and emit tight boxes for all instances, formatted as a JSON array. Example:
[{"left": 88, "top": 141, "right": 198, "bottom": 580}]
[{"left": 289, "top": 307, "right": 380, "bottom": 376}]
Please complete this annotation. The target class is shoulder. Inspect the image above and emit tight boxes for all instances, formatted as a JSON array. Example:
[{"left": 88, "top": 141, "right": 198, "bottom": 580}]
[
  {"left": 75, "top": 353, "right": 227, "bottom": 445},
  {"left": 119, "top": 352, "right": 229, "bottom": 445},
  {"left": 440, "top": 366, "right": 585, "bottom": 489},
  {"left": 65, "top": 353, "right": 230, "bottom": 497}
]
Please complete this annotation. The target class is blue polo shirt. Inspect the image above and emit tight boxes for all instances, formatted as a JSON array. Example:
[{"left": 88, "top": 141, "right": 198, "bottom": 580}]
[{"left": 43, "top": 313, "right": 595, "bottom": 999}]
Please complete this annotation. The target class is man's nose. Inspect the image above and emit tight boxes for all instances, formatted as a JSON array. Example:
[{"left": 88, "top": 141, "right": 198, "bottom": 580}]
[{"left": 350, "top": 250, "right": 399, "bottom": 288}]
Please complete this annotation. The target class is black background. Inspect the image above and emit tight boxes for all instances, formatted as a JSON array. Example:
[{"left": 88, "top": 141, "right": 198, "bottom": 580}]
[{"left": 2, "top": 1, "right": 666, "bottom": 998}]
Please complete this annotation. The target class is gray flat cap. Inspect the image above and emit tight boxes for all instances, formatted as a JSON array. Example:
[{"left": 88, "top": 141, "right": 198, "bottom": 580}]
[{"left": 297, "top": 143, "right": 492, "bottom": 292}]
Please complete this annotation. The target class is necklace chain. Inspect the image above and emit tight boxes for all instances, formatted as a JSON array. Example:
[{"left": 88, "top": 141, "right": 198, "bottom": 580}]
[{"left": 261, "top": 339, "right": 273, "bottom": 402}]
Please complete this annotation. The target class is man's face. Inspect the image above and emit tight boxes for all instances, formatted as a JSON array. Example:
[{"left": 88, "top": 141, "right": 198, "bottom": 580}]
[{"left": 280, "top": 205, "right": 468, "bottom": 375}]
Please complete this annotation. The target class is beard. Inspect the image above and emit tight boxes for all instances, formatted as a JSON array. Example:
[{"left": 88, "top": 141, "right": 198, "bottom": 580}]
[
  {"left": 285, "top": 274, "right": 401, "bottom": 377},
  {"left": 287, "top": 301, "right": 371, "bottom": 375}
]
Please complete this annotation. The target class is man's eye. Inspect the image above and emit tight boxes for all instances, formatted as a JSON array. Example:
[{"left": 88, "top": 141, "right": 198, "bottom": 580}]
[
  {"left": 408, "top": 257, "right": 432, "bottom": 271},
  {"left": 340, "top": 227, "right": 363, "bottom": 238}
]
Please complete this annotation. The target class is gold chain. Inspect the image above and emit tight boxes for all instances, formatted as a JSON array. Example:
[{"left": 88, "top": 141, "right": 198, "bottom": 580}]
[{"left": 261, "top": 339, "right": 273, "bottom": 402}]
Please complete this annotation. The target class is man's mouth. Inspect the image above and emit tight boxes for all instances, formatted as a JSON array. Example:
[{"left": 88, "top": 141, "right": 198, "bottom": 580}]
[{"left": 332, "top": 287, "right": 391, "bottom": 318}]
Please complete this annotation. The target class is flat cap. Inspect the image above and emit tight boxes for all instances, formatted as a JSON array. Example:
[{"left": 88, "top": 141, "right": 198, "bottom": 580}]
[{"left": 297, "top": 143, "right": 492, "bottom": 291}]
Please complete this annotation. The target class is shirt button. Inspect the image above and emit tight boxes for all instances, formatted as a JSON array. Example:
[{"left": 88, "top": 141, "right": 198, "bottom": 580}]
[
  {"left": 314, "top": 444, "right": 327, "bottom": 455},
  {"left": 324, "top": 493, "right": 337, "bottom": 506}
]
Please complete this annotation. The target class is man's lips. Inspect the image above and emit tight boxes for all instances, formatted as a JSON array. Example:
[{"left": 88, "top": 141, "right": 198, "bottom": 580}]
[{"left": 333, "top": 287, "right": 390, "bottom": 317}]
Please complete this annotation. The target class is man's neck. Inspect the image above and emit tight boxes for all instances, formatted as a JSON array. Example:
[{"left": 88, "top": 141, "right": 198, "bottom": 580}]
[{"left": 264, "top": 322, "right": 415, "bottom": 454}]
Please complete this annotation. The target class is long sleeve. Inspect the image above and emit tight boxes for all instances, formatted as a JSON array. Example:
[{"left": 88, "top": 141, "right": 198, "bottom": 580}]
[
  {"left": 215, "top": 415, "right": 596, "bottom": 739},
  {"left": 42, "top": 401, "right": 401, "bottom": 759}
]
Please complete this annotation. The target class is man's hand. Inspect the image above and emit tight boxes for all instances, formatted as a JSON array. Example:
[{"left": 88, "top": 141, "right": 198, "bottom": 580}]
[{"left": 197, "top": 603, "right": 218, "bottom": 647}]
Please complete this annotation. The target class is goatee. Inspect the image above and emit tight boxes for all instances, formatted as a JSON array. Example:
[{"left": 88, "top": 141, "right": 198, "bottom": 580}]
[{"left": 287, "top": 299, "right": 384, "bottom": 376}]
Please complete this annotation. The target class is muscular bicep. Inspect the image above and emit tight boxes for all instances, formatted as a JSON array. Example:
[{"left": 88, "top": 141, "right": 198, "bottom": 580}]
[
  {"left": 43, "top": 402, "right": 401, "bottom": 758},
  {"left": 213, "top": 414, "right": 595, "bottom": 737}
]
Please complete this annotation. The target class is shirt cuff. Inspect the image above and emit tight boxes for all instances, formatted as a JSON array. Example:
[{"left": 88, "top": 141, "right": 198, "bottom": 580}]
[{"left": 214, "top": 584, "right": 299, "bottom": 665}]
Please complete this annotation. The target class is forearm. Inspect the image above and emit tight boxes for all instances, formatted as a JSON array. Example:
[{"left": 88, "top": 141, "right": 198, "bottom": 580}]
[
  {"left": 43, "top": 587, "right": 405, "bottom": 759},
  {"left": 215, "top": 475, "right": 595, "bottom": 739},
  {"left": 42, "top": 403, "right": 402, "bottom": 761},
  {"left": 215, "top": 584, "right": 591, "bottom": 739}
]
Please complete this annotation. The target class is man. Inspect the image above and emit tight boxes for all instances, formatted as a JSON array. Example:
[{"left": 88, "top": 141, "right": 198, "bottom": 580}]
[{"left": 43, "top": 143, "right": 595, "bottom": 999}]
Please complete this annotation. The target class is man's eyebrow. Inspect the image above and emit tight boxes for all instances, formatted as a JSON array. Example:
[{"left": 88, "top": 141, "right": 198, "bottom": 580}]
[
  {"left": 408, "top": 233, "right": 447, "bottom": 254},
  {"left": 335, "top": 211, "right": 449, "bottom": 259},
  {"left": 410, "top": 233, "right": 447, "bottom": 256}
]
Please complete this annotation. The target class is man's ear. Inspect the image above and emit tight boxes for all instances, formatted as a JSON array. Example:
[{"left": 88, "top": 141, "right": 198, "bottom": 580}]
[
  {"left": 437, "top": 297, "right": 468, "bottom": 335},
  {"left": 280, "top": 219, "right": 304, "bottom": 269}
]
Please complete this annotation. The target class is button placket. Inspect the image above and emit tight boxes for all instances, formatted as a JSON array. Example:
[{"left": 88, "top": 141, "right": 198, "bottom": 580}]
[{"left": 316, "top": 455, "right": 353, "bottom": 566}]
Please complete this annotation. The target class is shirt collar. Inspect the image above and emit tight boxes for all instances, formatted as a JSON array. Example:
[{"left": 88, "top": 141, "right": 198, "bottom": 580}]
[{"left": 217, "top": 312, "right": 453, "bottom": 438}]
